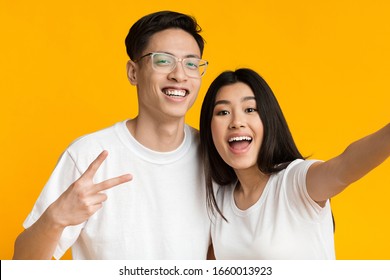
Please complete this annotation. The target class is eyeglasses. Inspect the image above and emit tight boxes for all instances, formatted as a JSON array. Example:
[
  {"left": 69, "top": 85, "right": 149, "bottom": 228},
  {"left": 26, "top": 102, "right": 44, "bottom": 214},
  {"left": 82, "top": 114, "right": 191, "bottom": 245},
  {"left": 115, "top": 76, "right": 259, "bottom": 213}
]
[{"left": 134, "top": 52, "right": 208, "bottom": 78}]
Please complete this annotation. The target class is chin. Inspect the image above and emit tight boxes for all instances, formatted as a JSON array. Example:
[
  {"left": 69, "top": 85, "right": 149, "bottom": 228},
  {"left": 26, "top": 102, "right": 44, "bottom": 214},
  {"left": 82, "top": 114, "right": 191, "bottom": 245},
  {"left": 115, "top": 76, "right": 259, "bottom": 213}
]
[{"left": 230, "top": 163, "right": 257, "bottom": 171}]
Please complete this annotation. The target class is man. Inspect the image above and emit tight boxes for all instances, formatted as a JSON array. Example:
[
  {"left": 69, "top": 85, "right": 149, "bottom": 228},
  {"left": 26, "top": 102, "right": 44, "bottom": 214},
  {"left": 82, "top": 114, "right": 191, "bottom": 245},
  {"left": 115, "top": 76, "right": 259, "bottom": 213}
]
[{"left": 13, "top": 11, "right": 211, "bottom": 259}]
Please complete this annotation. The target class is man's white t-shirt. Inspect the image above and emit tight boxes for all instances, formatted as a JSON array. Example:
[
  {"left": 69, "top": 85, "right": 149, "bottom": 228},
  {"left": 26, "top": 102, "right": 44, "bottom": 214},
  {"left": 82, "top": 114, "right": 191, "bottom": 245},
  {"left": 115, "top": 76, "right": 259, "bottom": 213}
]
[
  {"left": 211, "top": 159, "right": 335, "bottom": 259},
  {"left": 24, "top": 121, "right": 211, "bottom": 259}
]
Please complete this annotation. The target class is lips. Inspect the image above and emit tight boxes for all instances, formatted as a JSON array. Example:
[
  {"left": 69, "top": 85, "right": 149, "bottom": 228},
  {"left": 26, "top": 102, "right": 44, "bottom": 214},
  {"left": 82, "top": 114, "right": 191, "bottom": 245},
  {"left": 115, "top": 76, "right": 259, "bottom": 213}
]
[
  {"left": 162, "top": 88, "right": 188, "bottom": 98},
  {"left": 228, "top": 136, "right": 252, "bottom": 151}
]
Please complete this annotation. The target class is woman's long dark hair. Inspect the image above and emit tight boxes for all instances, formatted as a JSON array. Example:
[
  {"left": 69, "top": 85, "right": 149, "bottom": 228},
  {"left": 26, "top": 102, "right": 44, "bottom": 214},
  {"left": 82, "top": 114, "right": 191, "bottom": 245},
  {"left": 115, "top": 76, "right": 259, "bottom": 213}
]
[{"left": 200, "top": 68, "right": 305, "bottom": 220}]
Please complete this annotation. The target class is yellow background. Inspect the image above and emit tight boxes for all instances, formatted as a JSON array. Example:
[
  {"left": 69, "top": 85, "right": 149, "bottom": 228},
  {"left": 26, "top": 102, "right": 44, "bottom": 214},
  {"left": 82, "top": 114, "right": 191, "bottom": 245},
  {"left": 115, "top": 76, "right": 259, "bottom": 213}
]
[{"left": 1, "top": 0, "right": 389, "bottom": 260}]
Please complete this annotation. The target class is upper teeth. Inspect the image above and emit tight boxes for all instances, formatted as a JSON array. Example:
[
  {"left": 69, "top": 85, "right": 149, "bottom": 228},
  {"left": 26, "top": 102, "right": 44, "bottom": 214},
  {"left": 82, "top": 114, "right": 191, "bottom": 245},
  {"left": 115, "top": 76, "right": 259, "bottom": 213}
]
[
  {"left": 228, "top": 136, "right": 252, "bottom": 142},
  {"left": 164, "top": 89, "right": 186, "bottom": 97}
]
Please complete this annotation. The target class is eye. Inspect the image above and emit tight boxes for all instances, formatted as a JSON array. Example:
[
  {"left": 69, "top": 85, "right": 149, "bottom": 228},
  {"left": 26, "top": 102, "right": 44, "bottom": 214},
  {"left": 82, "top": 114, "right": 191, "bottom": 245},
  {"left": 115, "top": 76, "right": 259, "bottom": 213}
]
[
  {"left": 184, "top": 59, "right": 200, "bottom": 69},
  {"left": 245, "top": 107, "right": 258, "bottom": 113},
  {"left": 215, "top": 110, "right": 230, "bottom": 116},
  {"left": 153, "top": 54, "right": 174, "bottom": 66},
  {"left": 219, "top": 110, "right": 229, "bottom": 116}
]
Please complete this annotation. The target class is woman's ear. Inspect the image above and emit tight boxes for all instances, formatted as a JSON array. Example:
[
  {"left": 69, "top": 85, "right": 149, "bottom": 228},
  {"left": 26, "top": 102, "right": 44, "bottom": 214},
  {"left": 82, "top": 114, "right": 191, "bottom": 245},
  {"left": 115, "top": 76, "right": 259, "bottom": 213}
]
[{"left": 126, "top": 60, "right": 137, "bottom": 85}]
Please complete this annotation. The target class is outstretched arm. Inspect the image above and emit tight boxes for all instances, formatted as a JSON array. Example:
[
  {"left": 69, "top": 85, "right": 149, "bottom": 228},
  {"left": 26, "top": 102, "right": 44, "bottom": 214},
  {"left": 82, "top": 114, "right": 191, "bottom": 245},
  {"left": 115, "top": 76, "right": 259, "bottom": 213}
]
[
  {"left": 12, "top": 151, "right": 132, "bottom": 259},
  {"left": 306, "top": 123, "right": 390, "bottom": 204}
]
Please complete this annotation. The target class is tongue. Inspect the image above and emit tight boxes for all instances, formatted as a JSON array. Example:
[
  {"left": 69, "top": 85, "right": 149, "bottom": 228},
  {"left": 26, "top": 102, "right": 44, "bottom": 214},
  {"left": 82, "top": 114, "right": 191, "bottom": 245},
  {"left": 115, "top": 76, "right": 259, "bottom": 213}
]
[{"left": 229, "top": 141, "right": 250, "bottom": 150}]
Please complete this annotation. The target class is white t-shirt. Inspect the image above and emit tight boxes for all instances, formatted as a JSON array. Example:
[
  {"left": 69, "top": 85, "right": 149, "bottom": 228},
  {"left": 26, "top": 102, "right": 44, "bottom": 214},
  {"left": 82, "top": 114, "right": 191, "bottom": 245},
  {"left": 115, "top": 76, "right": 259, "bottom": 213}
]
[
  {"left": 24, "top": 121, "right": 211, "bottom": 259},
  {"left": 211, "top": 159, "right": 335, "bottom": 260}
]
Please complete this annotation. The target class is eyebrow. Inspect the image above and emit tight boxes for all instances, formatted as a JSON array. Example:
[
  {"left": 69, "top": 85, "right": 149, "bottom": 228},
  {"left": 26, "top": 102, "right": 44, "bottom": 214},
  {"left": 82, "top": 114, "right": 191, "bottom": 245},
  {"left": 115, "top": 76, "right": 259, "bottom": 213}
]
[
  {"left": 154, "top": 51, "right": 200, "bottom": 59},
  {"left": 214, "top": 96, "right": 256, "bottom": 106}
]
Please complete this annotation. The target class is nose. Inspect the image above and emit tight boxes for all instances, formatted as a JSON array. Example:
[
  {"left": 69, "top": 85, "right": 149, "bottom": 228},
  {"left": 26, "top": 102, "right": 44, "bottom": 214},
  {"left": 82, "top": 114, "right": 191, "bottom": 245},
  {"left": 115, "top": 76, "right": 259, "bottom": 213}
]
[
  {"left": 228, "top": 113, "right": 245, "bottom": 129},
  {"left": 167, "top": 60, "right": 188, "bottom": 82}
]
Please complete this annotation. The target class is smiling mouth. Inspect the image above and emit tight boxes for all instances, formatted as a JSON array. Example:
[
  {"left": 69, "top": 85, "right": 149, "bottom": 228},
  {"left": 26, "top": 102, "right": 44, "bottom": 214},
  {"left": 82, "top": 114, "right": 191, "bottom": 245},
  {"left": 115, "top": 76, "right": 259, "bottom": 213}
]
[
  {"left": 228, "top": 136, "right": 252, "bottom": 150},
  {"left": 163, "top": 89, "right": 188, "bottom": 98}
]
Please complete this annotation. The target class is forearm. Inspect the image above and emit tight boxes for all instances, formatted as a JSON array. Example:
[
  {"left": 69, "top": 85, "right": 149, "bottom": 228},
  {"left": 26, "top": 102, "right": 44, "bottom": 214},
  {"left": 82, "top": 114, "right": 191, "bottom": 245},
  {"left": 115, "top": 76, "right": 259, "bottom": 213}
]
[
  {"left": 13, "top": 205, "right": 66, "bottom": 260},
  {"left": 307, "top": 123, "right": 390, "bottom": 201},
  {"left": 337, "top": 123, "right": 390, "bottom": 185}
]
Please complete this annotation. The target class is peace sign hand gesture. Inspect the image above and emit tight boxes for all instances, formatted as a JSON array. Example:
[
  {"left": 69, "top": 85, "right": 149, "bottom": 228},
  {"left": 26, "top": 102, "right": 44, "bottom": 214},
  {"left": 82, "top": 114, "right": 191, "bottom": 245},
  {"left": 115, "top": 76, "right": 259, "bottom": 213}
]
[{"left": 48, "top": 150, "right": 132, "bottom": 227}]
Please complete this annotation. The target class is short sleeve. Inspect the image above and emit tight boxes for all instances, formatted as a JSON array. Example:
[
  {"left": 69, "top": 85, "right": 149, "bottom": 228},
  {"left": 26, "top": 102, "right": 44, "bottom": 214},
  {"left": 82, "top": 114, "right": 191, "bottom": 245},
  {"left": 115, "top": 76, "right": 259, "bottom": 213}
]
[
  {"left": 282, "top": 159, "right": 326, "bottom": 220},
  {"left": 23, "top": 150, "right": 85, "bottom": 259}
]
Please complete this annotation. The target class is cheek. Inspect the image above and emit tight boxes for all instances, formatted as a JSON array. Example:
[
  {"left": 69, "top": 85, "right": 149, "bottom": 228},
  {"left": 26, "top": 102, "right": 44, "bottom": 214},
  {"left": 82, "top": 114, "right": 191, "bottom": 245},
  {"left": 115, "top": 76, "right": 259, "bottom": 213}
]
[
  {"left": 191, "top": 79, "right": 201, "bottom": 94},
  {"left": 253, "top": 120, "right": 265, "bottom": 150},
  {"left": 188, "top": 81, "right": 200, "bottom": 102},
  {"left": 137, "top": 72, "right": 156, "bottom": 89}
]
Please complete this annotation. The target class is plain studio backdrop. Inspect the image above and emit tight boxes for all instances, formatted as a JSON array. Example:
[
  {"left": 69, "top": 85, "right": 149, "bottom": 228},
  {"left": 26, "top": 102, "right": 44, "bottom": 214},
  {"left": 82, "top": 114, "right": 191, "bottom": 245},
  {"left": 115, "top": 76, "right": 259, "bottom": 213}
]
[{"left": 1, "top": 0, "right": 389, "bottom": 259}]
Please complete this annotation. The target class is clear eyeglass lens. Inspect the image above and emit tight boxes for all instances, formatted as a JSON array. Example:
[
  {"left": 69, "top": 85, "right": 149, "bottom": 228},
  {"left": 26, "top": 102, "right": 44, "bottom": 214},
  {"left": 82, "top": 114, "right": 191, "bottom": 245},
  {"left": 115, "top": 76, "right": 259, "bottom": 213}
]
[{"left": 151, "top": 53, "right": 207, "bottom": 78}]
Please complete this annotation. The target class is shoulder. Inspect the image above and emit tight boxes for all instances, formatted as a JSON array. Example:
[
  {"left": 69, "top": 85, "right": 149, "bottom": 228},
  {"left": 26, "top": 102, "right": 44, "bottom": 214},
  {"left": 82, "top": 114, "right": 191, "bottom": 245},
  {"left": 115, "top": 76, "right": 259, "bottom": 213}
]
[
  {"left": 264, "top": 159, "right": 330, "bottom": 220},
  {"left": 65, "top": 121, "right": 126, "bottom": 164},
  {"left": 274, "top": 159, "right": 324, "bottom": 210},
  {"left": 68, "top": 122, "right": 123, "bottom": 149},
  {"left": 281, "top": 159, "right": 322, "bottom": 178},
  {"left": 272, "top": 159, "right": 322, "bottom": 198}
]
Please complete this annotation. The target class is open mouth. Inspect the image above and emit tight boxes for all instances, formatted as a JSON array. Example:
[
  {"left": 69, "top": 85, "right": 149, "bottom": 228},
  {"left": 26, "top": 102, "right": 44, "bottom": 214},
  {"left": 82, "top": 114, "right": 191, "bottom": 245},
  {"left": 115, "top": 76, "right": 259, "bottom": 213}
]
[
  {"left": 228, "top": 136, "right": 252, "bottom": 150},
  {"left": 162, "top": 89, "right": 188, "bottom": 98}
]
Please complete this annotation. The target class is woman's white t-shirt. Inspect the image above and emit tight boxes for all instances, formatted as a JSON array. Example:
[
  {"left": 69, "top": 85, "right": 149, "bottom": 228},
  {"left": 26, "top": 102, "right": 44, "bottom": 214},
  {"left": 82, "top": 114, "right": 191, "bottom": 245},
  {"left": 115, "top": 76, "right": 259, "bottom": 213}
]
[{"left": 211, "top": 159, "right": 335, "bottom": 260}]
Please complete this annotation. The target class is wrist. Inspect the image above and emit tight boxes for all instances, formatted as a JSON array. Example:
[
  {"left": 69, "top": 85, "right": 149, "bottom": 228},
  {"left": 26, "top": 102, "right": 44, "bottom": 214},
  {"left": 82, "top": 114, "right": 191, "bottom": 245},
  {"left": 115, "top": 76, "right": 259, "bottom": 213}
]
[{"left": 44, "top": 203, "right": 68, "bottom": 231}]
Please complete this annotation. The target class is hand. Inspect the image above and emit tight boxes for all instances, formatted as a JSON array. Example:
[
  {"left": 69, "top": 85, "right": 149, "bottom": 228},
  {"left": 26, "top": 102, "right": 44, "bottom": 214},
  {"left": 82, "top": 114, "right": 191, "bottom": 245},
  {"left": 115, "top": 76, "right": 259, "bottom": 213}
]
[{"left": 47, "top": 150, "right": 132, "bottom": 228}]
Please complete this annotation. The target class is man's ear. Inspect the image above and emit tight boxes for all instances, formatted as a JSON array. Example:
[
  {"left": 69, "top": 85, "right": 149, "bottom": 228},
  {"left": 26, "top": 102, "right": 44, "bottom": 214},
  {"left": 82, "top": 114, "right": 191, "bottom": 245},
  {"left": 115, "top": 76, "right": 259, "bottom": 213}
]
[{"left": 126, "top": 60, "right": 137, "bottom": 85}]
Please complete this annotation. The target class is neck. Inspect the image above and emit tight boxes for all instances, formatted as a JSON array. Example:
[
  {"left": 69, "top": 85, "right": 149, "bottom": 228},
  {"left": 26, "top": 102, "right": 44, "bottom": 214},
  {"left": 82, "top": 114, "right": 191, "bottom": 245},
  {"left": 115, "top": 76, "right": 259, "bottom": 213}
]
[
  {"left": 233, "top": 167, "right": 270, "bottom": 210},
  {"left": 126, "top": 116, "right": 186, "bottom": 152}
]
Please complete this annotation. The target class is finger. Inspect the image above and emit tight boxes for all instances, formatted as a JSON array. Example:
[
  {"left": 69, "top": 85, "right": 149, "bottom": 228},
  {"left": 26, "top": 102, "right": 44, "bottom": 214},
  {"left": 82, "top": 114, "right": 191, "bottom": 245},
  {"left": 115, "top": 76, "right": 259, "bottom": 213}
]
[
  {"left": 82, "top": 203, "right": 104, "bottom": 219},
  {"left": 87, "top": 193, "right": 109, "bottom": 205},
  {"left": 82, "top": 150, "right": 109, "bottom": 179},
  {"left": 95, "top": 174, "right": 133, "bottom": 192}
]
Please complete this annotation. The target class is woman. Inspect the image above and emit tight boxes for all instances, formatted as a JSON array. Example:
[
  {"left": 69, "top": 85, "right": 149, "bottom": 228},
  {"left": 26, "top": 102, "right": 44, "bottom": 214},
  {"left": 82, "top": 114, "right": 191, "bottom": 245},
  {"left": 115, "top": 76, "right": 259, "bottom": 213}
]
[{"left": 200, "top": 68, "right": 390, "bottom": 259}]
